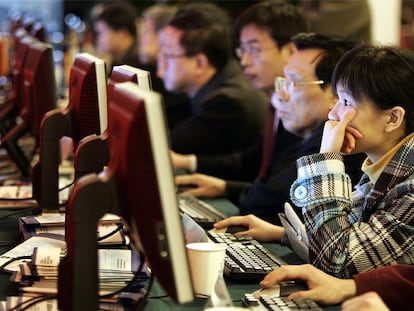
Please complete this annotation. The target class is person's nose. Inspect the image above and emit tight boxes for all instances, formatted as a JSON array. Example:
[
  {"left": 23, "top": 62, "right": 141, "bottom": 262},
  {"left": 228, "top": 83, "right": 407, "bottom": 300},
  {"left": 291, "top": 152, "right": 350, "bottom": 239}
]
[
  {"left": 277, "top": 88, "right": 290, "bottom": 103},
  {"left": 271, "top": 91, "right": 288, "bottom": 109},
  {"left": 328, "top": 101, "right": 340, "bottom": 120},
  {"left": 239, "top": 53, "right": 253, "bottom": 67}
]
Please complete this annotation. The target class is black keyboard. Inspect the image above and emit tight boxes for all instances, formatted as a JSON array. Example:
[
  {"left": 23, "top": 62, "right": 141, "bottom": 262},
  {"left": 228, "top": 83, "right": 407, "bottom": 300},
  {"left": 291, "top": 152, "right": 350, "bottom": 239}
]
[
  {"left": 243, "top": 294, "right": 323, "bottom": 311},
  {"left": 207, "top": 231, "right": 286, "bottom": 281},
  {"left": 178, "top": 193, "right": 226, "bottom": 228}
]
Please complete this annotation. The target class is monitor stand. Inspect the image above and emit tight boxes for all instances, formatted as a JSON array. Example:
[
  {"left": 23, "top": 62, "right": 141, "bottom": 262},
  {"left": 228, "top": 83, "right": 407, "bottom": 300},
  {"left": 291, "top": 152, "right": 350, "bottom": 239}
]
[
  {"left": 32, "top": 111, "right": 68, "bottom": 212},
  {"left": 73, "top": 133, "right": 109, "bottom": 180},
  {"left": 58, "top": 174, "right": 122, "bottom": 311}
]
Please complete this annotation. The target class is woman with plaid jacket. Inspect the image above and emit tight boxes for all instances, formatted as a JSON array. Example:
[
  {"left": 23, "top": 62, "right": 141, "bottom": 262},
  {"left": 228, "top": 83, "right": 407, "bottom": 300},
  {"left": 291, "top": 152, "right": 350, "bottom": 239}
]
[
  {"left": 215, "top": 44, "right": 414, "bottom": 279},
  {"left": 289, "top": 44, "right": 414, "bottom": 278}
]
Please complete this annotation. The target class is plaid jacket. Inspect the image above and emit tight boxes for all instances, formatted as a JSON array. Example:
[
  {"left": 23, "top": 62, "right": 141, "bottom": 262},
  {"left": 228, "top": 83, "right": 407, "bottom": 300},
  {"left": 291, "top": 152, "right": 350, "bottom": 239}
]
[{"left": 290, "top": 136, "right": 414, "bottom": 278}]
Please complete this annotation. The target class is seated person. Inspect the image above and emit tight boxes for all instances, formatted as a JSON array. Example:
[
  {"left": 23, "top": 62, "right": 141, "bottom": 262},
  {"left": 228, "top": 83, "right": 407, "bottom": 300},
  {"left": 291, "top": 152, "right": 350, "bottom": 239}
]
[
  {"left": 214, "top": 44, "right": 414, "bottom": 277},
  {"left": 260, "top": 263, "right": 413, "bottom": 311},
  {"left": 138, "top": 3, "right": 190, "bottom": 129},
  {"left": 176, "top": 33, "right": 365, "bottom": 225},
  {"left": 172, "top": 0, "right": 308, "bottom": 182},
  {"left": 157, "top": 2, "right": 268, "bottom": 155},
  {"left": 93, "top": 2, "right": 139, "bottom": 70}
]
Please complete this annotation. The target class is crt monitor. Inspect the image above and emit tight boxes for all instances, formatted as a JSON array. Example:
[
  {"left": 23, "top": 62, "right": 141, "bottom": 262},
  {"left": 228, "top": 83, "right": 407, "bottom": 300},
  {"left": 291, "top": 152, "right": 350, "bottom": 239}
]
[
  {"left": 0, "top": 29, "right": 37, "bottom": 135},
  {"left": 30, "top": 21, "right": 46, "bottom": 42},
  {"left": 58, "top": 82, "right": 194, "bottom": 310},
  {"left": 107, "top": 64, "right": 152, "bottom": 100},
  {"left": 0, "top": 40, "right": 56, "bottom": 178},
  {"left": 32, "top": 52, "right": 107, "bottom": 212},
  {"left": 74, "top": 64, "right": 151, "bottom": 179}
]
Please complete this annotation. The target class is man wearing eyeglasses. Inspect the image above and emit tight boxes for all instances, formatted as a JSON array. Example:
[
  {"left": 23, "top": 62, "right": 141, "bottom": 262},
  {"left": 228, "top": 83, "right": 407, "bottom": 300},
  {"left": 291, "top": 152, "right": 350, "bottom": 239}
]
[
  {"left": 157, "top": 2, "right": 268, "bottom": 155},
  {"left": 175, "top": 31, "right": 365, "bottom": 225},
  {"left": 172, "top": 0, "right": 306, "bottom": 184}
]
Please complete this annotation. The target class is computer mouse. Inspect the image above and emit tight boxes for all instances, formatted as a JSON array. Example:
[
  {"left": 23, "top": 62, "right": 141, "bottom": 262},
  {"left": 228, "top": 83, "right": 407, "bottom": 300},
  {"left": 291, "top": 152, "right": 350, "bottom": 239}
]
[
  {"left": 252, "top": 281, "right": 308, "bottom": 299},
  {"left": 226, "top": 225, "right": 249, "bottom": 234}
]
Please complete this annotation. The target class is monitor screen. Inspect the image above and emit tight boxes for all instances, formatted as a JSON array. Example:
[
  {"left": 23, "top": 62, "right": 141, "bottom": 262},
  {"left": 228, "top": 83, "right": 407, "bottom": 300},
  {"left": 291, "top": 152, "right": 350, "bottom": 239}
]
[
  {"left": 11, "top": 31, "right": 37, "bottom": 114},
  {"left": 29, "top": 21, "right": 46, "bottom": 42},
  {"left": 108, "top": 64, "right": 152, "bottom": 99},
  {"left": 0, "top": 29, "right": 37, "bottom": 135},
  {"left": 1, "top": 40, "right": 55, "bottom": 178},
  {"left": 74, "top": 64, "right": 151, "bottom": 179},
  {"left": 22, "top": 40, "right": 56, "bottom": 142},
  {"left": 58, "top": 82, "right": 194, "bottom": 310},
  {"left": 32, "top": 52, "right": 107, "bottom": 212}
]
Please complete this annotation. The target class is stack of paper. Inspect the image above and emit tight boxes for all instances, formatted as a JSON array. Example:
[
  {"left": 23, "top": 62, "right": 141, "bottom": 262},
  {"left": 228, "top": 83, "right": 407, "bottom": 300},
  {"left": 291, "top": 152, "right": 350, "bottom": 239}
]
[{"left": 0, "top": 236, "right": 148, "bottom": 309}]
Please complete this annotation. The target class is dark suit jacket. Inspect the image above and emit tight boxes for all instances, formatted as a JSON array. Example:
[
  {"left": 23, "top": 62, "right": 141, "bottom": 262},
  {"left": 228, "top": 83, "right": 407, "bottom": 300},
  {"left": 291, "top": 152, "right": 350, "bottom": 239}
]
[
  {"left": 170, "top": 60, "right": 268, "bottom": 155},
  {"left": 228, "top": 125, "right": 365, "bottom": 225},
  {"left": 196, "top": 123, "right": 300, "bottom": 182}
]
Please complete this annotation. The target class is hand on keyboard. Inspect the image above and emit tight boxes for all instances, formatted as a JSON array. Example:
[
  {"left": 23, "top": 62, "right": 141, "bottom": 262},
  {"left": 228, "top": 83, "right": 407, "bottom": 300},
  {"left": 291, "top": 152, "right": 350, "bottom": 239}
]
[
  {"left": 207, "top": 231, "right": 286, "bottom": 281},
  {"left": 213, "top": 214, "right": 285, "bottom": 242},
  {"left": 252, "top": 282, "right": 308, "bottom": 299},
  {"left": 243, "top": 294, "right": 323, "bottom": 311}
]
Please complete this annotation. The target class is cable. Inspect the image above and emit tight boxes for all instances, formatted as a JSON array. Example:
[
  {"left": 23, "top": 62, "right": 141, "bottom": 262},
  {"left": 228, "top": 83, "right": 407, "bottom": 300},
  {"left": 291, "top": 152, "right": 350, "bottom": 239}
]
[
  {"left": 0, "top": 255, "right": 32, "bottom": 273},
  {"left": 58, "top": 180, "right": 74, "bottom": 192},
  {"left": 0, "top": 179, "right": 73, "bottom": 202},
  {"left": 96, "top": 223, "right": 124, "bottom": 242},
  {"left": 0, "top": 207, "right": 37, "bottom": 221},
  {"left": 8, "top": 294, "right": 57, "bottom": 311},
  {"left": 0, "top": 197, "right": 33, "bottom": 201}
]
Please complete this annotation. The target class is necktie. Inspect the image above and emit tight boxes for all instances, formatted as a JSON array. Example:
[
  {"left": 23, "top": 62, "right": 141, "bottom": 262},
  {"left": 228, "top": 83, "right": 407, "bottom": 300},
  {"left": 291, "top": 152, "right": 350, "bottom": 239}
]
[{"left": 258, "top": 105, "right": 279, "bottom": 181}]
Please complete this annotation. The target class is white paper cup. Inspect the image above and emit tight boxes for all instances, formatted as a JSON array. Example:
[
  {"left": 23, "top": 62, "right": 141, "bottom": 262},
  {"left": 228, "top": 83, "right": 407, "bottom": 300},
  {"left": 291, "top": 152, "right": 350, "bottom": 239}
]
[{"left": 186, "top": 242, "right": 227, "bottom": 297}]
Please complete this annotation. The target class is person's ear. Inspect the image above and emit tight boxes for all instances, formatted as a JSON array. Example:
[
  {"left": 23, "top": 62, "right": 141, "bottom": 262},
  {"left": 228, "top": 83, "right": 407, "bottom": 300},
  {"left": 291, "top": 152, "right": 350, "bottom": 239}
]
[
  {"left": 384, "top": 106, "right": 405, "bottom": 133},
  {"left": 193, "top": 53, "right": 208, "bottom": 69},
  {"left": 284, "top": 41, "right": 297, "bottom": 54},
  {"left": 279, "top": 42, "right": 296, "bottom": 65}
]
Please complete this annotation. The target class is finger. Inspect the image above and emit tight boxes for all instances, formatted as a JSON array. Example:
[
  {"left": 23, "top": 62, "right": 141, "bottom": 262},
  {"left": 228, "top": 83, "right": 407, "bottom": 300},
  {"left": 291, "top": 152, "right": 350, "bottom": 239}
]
[
  {"left": 183, "top": 188, "right": 203, "bottom": 197},
  {"left": 214, "top": 216, "right": 247, "bottom": 229},
  {"left": 175, "top": 174, "right": 196, "bottom": 185},
  {"left": 345, "top": 125, "right": 363, "bottom": 139},
  {"left": 341, "top": 132, "right": 356, "bottom": 154},
  {"left": 338, "top": 109, "right": 357, "bottom": 129},
  {"left": 288, "top": 290, "right": 311, "bottom": 300},
  {"left": 233, "top": 229, "right": 250, "bottom": 237},
  {"left": 261, "top": 265, "right": 309, "bottom": 287}
]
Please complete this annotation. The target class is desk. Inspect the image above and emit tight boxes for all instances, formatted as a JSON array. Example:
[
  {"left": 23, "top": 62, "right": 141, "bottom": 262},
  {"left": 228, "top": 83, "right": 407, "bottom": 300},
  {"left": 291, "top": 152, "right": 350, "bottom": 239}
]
[
  {"left": 0, "top": 200, "right": 340, "bottom": 310},
  {"left": 0, "top": 208, "right": 34, "bottom": 300},
  {"left": 144, "top": 198, "right": 340, "bottom": 310}
]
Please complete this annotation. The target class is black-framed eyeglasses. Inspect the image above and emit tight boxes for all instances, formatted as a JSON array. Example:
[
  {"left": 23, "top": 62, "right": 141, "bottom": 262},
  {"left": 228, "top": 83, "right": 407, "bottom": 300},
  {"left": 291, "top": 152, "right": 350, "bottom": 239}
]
[
  {"left": 235, "top": 45, "right": 277, "bottom": 59},
  {"left": 159, "top": 51, "right": 188, "bottom": 60},
  {"left": 274, "top": 76, "right": 324, "bottom": 93}
]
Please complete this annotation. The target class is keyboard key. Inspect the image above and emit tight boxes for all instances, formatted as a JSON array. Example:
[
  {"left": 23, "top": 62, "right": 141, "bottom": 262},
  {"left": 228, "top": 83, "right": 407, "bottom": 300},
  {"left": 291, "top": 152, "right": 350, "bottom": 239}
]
[
  {"left": 243, "top": 294, "right": 323, "bottom": 311},
  {"left": 178, "top": 194, "right": 226, "bottom": 228},
  {"left": 208, "top": 231, "right": 286, "bottom": 281}
]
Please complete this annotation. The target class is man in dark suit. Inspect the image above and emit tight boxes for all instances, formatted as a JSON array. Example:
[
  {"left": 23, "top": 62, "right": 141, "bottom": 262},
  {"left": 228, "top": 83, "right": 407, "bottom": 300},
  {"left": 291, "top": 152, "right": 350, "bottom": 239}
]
[
  {"left": 157, "top": 2, "right": 268, "bottom": 155},
  {"left": 174, "top": 28, "right": 365, "bottom": 224},
  {"left": 93, "top": 2, "right": 140, "bottom": 70},
  {"left": 171, "top": 0, "right": 307, "bottom": 181},
  {"left": 137, "top": 4, "right": 190, "bottom": 130}
]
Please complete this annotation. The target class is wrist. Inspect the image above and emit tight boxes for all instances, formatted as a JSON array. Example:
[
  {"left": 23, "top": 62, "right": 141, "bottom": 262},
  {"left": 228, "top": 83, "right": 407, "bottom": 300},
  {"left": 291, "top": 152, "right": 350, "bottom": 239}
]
[
  {"left": 339, "top": 279, "right": 357, "bottom": 301},
  {"left": 187, "top": 154, "right": 197, "bottom": 172},
  {"left": 271, "top": 226, "right": 285, "bottom": 242},
  {"left": 217, "top": 178, "right": 226, "bottom": 196}
]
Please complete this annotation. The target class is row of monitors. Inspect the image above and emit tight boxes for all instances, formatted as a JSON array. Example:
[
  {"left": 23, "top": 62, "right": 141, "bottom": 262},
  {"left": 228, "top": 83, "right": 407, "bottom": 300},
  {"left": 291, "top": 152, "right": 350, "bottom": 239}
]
[
  {"left": 55, "top": 62, "right": 195, "bottom": 307},
  {"left": 18, "top": 46, "right": 194, "bottom": 307},
  {"left": 0, "top": 27, "right": 56, "bottom": 179},
  {"left": 58, "top": 81, "right": 194, "bottom": 310},
  {"left": 6, "top": 27, "right": 195, "bottom": 307}
]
